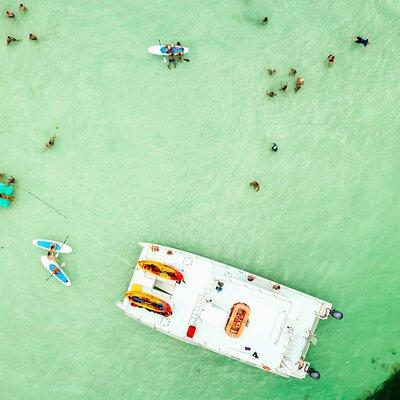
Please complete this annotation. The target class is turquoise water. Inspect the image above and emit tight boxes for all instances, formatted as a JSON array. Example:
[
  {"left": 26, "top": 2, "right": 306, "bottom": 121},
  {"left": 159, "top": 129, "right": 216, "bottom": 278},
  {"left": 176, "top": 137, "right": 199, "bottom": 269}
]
[{"left": 1, "top": 1, "right": 400, "bottom": 399}]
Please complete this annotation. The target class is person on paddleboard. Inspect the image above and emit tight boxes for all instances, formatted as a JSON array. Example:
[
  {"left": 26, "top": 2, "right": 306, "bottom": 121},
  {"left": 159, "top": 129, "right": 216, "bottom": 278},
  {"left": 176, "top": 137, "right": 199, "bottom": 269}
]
[{"left": 47, "top": 243, "right": 58, "bottom": 263}]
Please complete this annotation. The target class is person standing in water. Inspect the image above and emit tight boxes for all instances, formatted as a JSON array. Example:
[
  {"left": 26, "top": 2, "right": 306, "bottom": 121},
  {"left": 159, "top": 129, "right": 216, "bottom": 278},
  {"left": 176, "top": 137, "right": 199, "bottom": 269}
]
[
  {"left": 262, "top": 17, "right": 268, "bottom": 23},
  {"left": 19, "top": 4, "right": 27, "bottom": 12},
  {"left": 249, "top": 181, "right": 260, "bottom": 192},
  {"left": 45, "top": 134, "right": 56, "bottom": 148},
  {"left": 327, "top": 54, "right": 335, "bottom": 66},
  {"left": 29, "top": 33, "right": 38, "bottom": 41},
  {"left": 289, "top": 68, "right": 297, "bottom": 76},
  {"left": 7, "top": 36, "right": 18, "bottom": 45},
  {"left": 6, "top": 10, "right": 15, "bottom": 18},
  {"left": 294, "top": 77, "right": 304, "bottom": 92},
  {"left": 7, "top": 176, "right": 15, "bottom": 185},
  {"left": 280, "top": 83, "right": 288, "bottom": 91},
  {"left": 175, "top": 41, "right": 183, "bottom": 61},
  {"left": 271, "top": 143, "right": 278, "bottom": 152},
  {"left": 165, "top": 44, "right": 176, "bottom": 69}
]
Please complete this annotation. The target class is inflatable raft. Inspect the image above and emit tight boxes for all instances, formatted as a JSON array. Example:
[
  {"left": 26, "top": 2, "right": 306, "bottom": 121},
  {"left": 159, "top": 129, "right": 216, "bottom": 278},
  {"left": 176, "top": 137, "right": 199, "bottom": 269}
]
[
  {"left": 0, "top": 183, "right": 14, "bottom": 208},
  {"left": 225, "top": 303, "right": 250, "bottom": 338},
  {"left": 126, "top": 288, "right": 172, "bottom": 317},
  {"left": 137, "top": 260, "right": 184, "bottom": 282}
]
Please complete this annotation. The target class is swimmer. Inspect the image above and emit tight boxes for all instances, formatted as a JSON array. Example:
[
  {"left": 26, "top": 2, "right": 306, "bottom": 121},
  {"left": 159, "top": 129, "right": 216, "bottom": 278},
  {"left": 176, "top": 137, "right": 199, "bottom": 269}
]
[
  {"left": 327, "top": 54, "right": 335, "bottom": 66},
  {"left": 0, "top": 193, "right": 14, "bottom": 202},
  {"left": 267, "top": 91, "right": 276, "bottom": 97},
  {"left": 0, "top": 173, "right": 4, "bottom": 180},
  {"left": 271, "top": 143, "right": 278, "bottom": 152},
  {"left": 7, "top": 176, "right": 15, "bottom": 185},
  {"left": 29, "top": 33, "right": 38, "bottom": 41},
  {"left": 280, "top": 83, "right": 288, "bottom": 91},
  {"left": 262, "top": 17, "right": 268, "bottom": 23},
  {"left": 249, "top": 181, "right": 260, "bottom": 192},
  {"left": 353, "top": 36, "right": 368, "bottom": 47},
  {"left": 268, "top": 68, "right": 276, "bottom": 76},
  {"left": 289, "top": 68, "right": 297, "bottom": 76},
  {"left": 6, "top": 10, "right": 15, "bottom": 18},
  {"left": 19, "top": 4, "right": 27, "bottom": 12},
  {"left": 45, "top": 134, "right": 56, "bottom": 149}
]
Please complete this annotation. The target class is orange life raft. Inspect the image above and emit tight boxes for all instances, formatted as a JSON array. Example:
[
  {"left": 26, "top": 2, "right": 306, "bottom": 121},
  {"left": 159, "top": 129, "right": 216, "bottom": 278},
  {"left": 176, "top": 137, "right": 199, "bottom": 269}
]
[
  {"left": 137, "top": 260, "right": 184, "bottom": 282},
  {"left": 125, "top": 289, "right": 173, "bottom": 317},
  {"left": 225, "top": 303, "right": 250, "bottom": 338}
]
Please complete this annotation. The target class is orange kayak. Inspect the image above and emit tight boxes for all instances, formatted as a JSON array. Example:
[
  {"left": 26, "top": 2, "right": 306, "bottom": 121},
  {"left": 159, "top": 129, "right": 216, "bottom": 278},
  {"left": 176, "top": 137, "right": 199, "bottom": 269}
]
[
  {"left": 137, "top": 260, "right": 184, "bottom": 282},
  {"left": 125, "top": 290, "right": 173, "bottom": 317},
  {"left": 225, "top": 303, "right": 250, "bottom": 338}
]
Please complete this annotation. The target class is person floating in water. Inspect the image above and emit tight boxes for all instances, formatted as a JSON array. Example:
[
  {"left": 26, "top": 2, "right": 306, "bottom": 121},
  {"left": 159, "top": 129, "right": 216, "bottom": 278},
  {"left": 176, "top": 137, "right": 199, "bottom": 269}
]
[
  {"left": 289, "top": 68, "right": 297, "bottom": 76},
  {"left": 294, "top": 77, "right": 304, "bottom": 92},
  {"left": 353, "top": 36, "right": 368, "bottom": 47},
  {"left": 249, "top": 181, "right": 260, "bottom": 192},
  {"left": 7, "top": 36, "right": 18, "bottom": 45},
  {"left": 29, "top": 33, "right": 38, "bottom": 41},
  {"left": 262, "top": 17, "right": 268, "bottom": 23},
  {"left": 267, "top": 91, "right": 276, "bottom": 97},
  {"left": 280, "top": 83, "right": 287, "bottom": 91},
  {"left": 327, "top": 54, "right": 335, "bottom": 66},
  {"left": 6, "top": 10, "right": 15, "bottom": 18},
  {"left": 271, "top": 143, "right": 278, "bottom": 152},
  {"left": 268, "top": 68, "right": 276, "bottom": 76},
  {"left": 7, "top": 176, "right": 15, "bottom": 185},
  {"left": 45, "top": 134, "right": 56, "bottom": 148},
  {"left": 19, "top": 4, "right": 27, "bottom": 12},
  {"left": 0, "top": 193, "right": 14, "bottom": 202}
]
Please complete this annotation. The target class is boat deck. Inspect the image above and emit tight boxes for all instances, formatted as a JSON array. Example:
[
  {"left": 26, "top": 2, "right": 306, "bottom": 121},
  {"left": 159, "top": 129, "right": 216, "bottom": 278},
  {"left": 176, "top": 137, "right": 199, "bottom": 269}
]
[{"left": 117, "top": 243, "right": 332, "bottom": 378}]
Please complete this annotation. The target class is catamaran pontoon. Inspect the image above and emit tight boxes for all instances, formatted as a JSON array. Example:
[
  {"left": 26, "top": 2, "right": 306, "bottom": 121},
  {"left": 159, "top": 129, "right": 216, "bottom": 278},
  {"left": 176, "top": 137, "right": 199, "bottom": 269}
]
[{"left": 117, "top": 242, "right": 343, "bottom": 379}]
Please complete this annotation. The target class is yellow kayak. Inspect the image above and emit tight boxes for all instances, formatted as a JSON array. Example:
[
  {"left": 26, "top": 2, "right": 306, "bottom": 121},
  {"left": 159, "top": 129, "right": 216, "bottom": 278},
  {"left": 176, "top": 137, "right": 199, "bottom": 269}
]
[
  {"left": 125, "top": 289, "right": 173, "bottom": 317},
  {"left": 137, "top": 260, "right": 184, "bottom": 282}
]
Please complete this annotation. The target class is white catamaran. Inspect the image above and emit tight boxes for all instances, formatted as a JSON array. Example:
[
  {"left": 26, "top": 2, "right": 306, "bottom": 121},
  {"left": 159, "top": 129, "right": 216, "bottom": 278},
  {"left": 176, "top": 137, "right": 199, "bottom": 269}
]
[{"left": 117, "top": 242, "right": 343, "bottom": 379}]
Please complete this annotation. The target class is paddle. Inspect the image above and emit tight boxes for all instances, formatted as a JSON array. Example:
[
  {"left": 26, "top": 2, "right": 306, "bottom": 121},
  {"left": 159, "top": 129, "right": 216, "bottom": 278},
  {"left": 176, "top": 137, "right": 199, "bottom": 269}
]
[
  {"left": 46, "top": 262, "right": 65, "bottom": 281},
  {"left": 158, "top": 39, "right": 167, "bottom": 63},
  {"left": 55, "top": 235, "right": 69, "bottom": 258}
]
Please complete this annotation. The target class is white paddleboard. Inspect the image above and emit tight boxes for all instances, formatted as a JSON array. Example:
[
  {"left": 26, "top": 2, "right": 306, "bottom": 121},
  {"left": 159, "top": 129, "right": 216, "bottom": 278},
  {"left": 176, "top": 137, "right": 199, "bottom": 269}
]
[
  {"left": 148, "top": 44, "right": 189, "bottom": 56},
  {"left": 41, "top": 256, "right": 71, "bottom": 286},
  {"left": 33, "top": 239, "right": 72, "bottom": 254}
]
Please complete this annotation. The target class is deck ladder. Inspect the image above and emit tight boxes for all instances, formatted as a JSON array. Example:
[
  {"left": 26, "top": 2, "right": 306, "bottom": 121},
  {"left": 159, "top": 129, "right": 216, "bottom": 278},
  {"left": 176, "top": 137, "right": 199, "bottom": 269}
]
[{"left": 188, "top": 290, "right": 207, "bottom": 326}]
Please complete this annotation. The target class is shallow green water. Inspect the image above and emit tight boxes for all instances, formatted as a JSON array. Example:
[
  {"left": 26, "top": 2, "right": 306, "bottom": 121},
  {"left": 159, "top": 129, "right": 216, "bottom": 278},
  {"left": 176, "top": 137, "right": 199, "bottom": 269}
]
[{"left": 1, "top": 1, "right": 400, "bottom": 399}]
